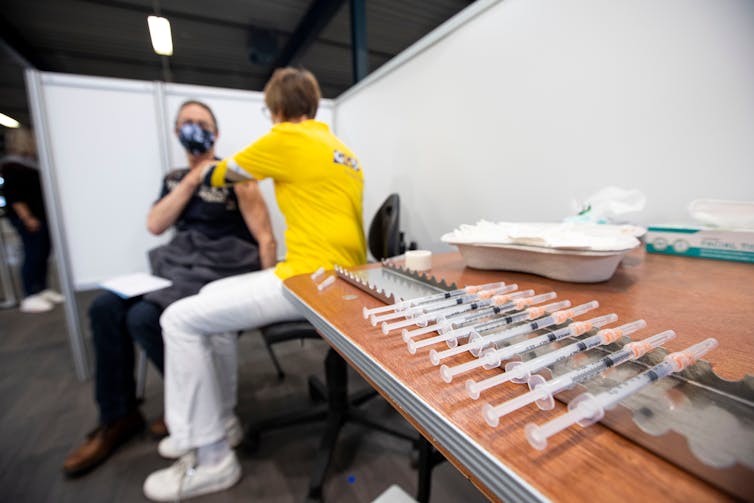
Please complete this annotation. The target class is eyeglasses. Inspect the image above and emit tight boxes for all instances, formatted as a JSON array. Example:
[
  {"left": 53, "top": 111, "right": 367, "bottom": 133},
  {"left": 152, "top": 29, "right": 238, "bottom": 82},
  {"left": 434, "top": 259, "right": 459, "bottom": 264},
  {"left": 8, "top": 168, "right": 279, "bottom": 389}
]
[
  {"left": 261, "top": 106, "right": 271, "bottom": 121},
  {"left": 179, "top": 119, "right": 214, "bottom": 131}
]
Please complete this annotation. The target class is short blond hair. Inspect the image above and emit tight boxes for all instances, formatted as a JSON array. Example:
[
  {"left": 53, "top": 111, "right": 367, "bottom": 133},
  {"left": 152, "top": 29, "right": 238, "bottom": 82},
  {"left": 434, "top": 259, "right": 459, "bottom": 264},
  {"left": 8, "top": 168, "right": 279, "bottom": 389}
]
[
  {"left": 264, "top": 67, "right": 321, "bottom": 121},
  {"left": 5, "top": 127, "right": 36, "bottom": 157}
]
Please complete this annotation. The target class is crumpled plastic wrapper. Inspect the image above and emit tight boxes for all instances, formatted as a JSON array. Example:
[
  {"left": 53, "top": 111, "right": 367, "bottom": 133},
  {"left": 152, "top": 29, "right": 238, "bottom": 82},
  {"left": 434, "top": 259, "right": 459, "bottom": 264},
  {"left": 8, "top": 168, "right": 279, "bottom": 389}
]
[
  {"left": 689, "top": 199, "right": 754, "bottom": 230},
  {"left": 441, "top": 221, "right": 642, "bottom": 252}
]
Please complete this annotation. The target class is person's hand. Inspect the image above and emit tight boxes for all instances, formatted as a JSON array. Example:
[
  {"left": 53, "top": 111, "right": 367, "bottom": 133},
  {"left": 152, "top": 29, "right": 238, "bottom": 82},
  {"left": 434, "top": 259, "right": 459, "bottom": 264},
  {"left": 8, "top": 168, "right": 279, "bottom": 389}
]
[
  {"left": 23, "top": 216, "right": 41, "bottom": 232},
  {"left": 185, "top": 166, "right": 203, "bottom": 188}
]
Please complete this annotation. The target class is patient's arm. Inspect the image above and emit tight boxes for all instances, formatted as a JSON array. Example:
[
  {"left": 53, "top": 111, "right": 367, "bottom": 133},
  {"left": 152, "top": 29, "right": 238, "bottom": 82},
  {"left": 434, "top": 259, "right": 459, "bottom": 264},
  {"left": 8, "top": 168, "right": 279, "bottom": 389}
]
[
  {"left": 146, "top": 169, "right": 201, "bottom": 235},
  {"left": 235, "top": 181, "right": 278, "bottom": 269}
]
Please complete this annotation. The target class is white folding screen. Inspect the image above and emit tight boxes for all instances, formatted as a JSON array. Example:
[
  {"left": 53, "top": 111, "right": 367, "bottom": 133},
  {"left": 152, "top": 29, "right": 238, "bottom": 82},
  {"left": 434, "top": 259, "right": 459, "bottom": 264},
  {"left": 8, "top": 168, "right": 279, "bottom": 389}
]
[
  {"left": 335, "top": 0, "right": 754, "bottom": 252},
  {"left": 38, "top": 74, "right": 170, "bottom": 289}
]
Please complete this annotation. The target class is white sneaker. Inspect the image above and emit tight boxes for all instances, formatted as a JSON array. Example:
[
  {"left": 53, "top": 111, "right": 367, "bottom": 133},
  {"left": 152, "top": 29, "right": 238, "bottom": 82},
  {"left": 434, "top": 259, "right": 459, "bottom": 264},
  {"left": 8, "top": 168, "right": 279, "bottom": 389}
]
[
  {"left": 19, "top": 294, "right": 54, "bottom": 313},
  {"left": 40, "top": 289, "right": 65, "bottom": 304},
  {"left": 143, "top": 451, "right": 241, "bottom": 502},
  {"left": 158, "top": 416, "right": 243, "bottom": 459}
]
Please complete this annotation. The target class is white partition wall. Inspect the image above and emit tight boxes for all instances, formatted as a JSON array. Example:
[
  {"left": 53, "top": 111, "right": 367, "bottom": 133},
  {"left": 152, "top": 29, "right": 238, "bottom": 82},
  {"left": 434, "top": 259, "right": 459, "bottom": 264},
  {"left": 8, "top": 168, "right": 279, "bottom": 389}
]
[
  {"left": 335, "top": 0, "right": 754, "bottom": 252},
  {"left": 35, "top": 74, "right": 170, "bottom": 289}
]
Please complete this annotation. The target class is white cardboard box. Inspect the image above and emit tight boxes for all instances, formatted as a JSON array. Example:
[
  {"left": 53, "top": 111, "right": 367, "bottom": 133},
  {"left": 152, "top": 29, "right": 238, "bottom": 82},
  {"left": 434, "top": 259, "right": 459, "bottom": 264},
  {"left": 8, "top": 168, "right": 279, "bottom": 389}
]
[{"left": 645, "top": 225, "right": 754, "bottom": 263}]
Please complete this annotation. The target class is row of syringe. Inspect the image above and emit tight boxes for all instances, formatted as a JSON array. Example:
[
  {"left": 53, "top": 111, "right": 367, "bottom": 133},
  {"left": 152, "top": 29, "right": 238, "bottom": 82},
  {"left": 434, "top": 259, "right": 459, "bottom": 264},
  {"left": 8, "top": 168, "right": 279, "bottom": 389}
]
[{"left": 361, "top": 280, "right": 718, "bottom": 450}]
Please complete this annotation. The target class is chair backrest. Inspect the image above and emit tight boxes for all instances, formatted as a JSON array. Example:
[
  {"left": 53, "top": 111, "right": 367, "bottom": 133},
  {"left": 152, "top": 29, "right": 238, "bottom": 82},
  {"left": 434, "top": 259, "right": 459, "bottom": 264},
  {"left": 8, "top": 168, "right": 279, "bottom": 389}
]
[{"left": 368, "top": 193, "right": 402, "bottom": 260}]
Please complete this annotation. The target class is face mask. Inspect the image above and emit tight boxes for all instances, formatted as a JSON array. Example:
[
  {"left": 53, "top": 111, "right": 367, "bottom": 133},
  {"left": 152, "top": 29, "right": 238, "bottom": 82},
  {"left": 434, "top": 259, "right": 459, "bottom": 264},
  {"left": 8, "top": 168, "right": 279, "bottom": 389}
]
[{"left": 178, "top": 122, "right": 216, "bottom": 155}]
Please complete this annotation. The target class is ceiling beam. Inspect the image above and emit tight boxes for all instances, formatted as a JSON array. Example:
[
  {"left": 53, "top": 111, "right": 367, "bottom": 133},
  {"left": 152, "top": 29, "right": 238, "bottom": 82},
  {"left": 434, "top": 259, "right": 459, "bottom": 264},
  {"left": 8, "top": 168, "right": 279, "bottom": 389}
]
[
  {"left": 350, "top": 0, "right": 368, "bottom": 83},
  {"left": 268, "top": 0, "right": 347, "bottom": 77},
  {"left": 0, "top": 14, "right": 47, "bottom": 70},
  {"left": 77, "top": 0, "right": 394, "bottom": 60}
]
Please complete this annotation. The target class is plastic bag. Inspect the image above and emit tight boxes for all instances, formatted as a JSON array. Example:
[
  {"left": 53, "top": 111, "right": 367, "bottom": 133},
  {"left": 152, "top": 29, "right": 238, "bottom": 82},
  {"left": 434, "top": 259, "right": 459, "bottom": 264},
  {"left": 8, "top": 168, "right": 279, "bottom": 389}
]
[{"left": 568, "top": 186, "right": 646, "bottom": 224}]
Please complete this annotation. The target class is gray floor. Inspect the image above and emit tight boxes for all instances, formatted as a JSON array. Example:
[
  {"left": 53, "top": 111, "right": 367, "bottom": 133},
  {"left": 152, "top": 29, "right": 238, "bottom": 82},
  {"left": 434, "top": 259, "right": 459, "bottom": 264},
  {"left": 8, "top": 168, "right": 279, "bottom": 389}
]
[{"left": 0, "top": 289, "right": 489, "bottom": 503}]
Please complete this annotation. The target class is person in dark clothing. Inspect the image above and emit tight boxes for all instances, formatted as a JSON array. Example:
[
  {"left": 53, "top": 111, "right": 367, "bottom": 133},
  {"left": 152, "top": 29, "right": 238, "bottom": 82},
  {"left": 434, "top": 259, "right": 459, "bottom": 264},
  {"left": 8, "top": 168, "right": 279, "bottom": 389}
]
[
  {"left": 62, "top": 100, "right": 277, "bottom": 478},
  {"left": 1, "top": 127, "right": 64, "bottom": 313}
]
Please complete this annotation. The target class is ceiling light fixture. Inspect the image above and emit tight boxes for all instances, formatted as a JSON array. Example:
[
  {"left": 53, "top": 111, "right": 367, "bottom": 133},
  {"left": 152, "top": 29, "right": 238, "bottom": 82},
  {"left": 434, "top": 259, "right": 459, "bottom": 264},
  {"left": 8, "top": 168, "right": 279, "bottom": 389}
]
[
  {"left": 148, "top": 16, "right": 173, "bottom": 56},
  {"left": 0, "top": 113, "right": 20, "bottom": 128}
]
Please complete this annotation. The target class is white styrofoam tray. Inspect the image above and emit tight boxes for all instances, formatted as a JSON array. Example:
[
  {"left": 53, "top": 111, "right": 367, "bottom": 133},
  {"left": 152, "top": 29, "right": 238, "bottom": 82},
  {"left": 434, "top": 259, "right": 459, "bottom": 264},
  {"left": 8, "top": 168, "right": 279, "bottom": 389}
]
[{"left": 448, "top": 241, "right": 637, "bottom": 283}]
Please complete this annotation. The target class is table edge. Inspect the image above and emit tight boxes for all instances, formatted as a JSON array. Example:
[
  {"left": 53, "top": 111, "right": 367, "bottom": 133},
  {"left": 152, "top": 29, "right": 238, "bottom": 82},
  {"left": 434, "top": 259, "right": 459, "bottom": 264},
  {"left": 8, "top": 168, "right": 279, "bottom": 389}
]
[{"left": 283, "top": 285, "right": 549, "bottom": 503}]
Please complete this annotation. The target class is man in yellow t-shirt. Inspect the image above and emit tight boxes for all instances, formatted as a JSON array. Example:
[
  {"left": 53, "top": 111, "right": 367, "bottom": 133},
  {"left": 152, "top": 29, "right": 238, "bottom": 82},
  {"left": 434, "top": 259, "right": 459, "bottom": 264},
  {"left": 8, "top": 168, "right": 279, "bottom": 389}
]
[{"left": 144, "top": 68, "right": 366, "bottom": 502}]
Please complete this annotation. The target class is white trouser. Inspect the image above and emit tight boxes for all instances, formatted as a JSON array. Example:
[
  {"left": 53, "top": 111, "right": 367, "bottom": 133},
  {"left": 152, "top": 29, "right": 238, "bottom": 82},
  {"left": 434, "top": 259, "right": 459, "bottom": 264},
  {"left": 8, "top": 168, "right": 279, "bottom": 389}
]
[{"left": 160, "top": 268, "right": 302, "bottom": 450}]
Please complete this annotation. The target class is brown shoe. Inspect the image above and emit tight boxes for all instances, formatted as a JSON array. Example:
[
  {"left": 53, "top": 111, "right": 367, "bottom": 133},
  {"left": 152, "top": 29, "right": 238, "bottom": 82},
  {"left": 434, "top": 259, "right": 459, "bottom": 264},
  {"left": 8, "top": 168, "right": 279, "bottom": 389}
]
[
  {"left": 62, "top": 409, "right": 145, "bottom": 477},
  {"left": 148, "top": 416, "right": 169, "bottom": 439}
]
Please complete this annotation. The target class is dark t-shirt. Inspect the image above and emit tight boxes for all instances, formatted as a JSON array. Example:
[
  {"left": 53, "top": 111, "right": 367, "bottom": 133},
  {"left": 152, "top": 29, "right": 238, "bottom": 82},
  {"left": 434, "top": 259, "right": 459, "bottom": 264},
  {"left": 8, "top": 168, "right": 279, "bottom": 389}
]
[
  {"left": 1, "top": 160, "right": 47, "bottom": 222},
  {"left": 158, "top": 168, "right": 256, "bottom": 244}
]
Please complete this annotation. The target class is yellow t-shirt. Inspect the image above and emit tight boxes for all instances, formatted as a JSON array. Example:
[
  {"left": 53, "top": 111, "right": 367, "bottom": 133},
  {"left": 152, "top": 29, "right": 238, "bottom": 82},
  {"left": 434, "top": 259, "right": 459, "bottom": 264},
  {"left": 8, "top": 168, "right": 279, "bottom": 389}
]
[{"left": 210, "top": 120, "right": 366, "bottom": 279}]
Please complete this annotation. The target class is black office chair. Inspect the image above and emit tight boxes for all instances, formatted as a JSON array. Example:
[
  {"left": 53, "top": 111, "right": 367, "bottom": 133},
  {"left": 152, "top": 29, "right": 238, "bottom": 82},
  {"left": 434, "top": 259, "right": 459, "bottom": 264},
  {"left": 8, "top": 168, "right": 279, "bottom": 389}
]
[
  {"left": 368, "top": 192, "right": 403, "bottom": 260},
  {"left": 246, "top": 193, "right": 415, "bottom": 502}
]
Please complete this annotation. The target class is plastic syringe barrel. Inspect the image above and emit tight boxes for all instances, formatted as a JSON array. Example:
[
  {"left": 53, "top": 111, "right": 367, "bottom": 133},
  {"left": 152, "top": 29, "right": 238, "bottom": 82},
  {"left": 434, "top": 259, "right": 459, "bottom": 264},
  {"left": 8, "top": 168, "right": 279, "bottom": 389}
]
[
  {"left": 482, "top": 329, "right": 674, "bottom": 426},
  {"left": 362, "top": 281, "right": 509, "bottom": 319},
  {"left": 427, "top": 301, "right": 572, "bottom": 366},
  {"left": 435, "top": 289, "right": 544, "bottom": 339},
  {"left": 529, "top": 329, "right": 677, "bottom": 406},
  {"left": 371, "top": 293, "right": 478, "bottom": 326},
  {"left": 588, "top": 337, "right": 718, "bottom": 409},
  {"left": 439, "top": 287, "right": 530, "bottom": 326},
  {"left": 483, "top": 313, "right": 617, "bottom": 370},
  {"left": 465, "top": 293, "right": 559, "bottom": 334},
  {"left": 470, "top": 301, "right": 599, "bottom": 356},
  {"left": 465, "top": 318, "right": 644, "bottom": 400},
  {"left": 525, "top": 337, "right": 717, "bottom": 450},
  {"left": 408, "top": 326, "right": 477, "bottom": 355},
  {"left": 440, "top": 314, "right": 618, "bottom": 384},
  {"left": 379, "top": 294, "right": 481, "bottom": 333},
  {"left": 529, "top": 330, "right": 676, "bottom": 394},
  {"left": 409, "top": 289, "right": 541, "bottom": 344},
  {"left": 442, "top": 290, "right": 544, "bottom": 332},
  {"left": 466, "top": 300, "right": 581, "bottom": 357},
  {"left": 406, "top": 291, "right": 544, "bottom": 350}
]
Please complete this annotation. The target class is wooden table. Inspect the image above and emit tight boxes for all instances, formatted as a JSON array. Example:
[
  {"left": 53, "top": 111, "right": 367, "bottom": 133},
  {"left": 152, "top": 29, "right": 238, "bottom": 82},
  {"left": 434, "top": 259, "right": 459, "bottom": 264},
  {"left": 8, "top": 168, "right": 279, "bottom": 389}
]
[{"left": 282, "top": 250, "right": 753, "bottom": 502}]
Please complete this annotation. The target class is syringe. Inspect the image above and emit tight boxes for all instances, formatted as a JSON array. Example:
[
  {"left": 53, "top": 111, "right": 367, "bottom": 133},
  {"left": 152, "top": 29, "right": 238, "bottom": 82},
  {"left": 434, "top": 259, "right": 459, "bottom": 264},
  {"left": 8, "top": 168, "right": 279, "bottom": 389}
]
[
  {"left": 381, "top": 284, "right": 519, "bottom": 334},
  {"left": 362, "top": 281, "right": 507, "bottom": 320},
  {"left": 524, "top": 337, "right": 718, "bottom": 450},
  {"left": 401, "top": 288, "right": 534, "bottom": 342},
  {"left": 428, "top": 300, "right": 578, "bottom": 366},
  {"left": 403, "top": 290, "right": 550, "bottom": 346},
  {"left": 483, "top": 330, "right": 676, "bottom": 426},
  {"left": 439, "top": 313, "right": 618, "bottom": 383},
  {"left": 472, "top": 300, "right": 602, "bottom": 357},
  {"left": 464, "top": 300, "right": 599, "bottom": 357},
  {"left": 465, "top": 319, "right": 646, "bottom": 400},
  {"left": 372, "top": 293, "right": 482, "bottom": 328},
  {"left": 418, "top": 294, "right": 564, "bottom": 355},
  {"left": 403, "top": 289, "right": 548, "bottom": 342}
]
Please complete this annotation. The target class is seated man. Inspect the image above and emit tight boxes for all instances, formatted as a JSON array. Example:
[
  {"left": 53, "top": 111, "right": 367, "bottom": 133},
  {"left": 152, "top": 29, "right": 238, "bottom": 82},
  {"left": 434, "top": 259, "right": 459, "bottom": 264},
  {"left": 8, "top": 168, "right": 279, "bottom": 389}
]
[
  {"left": 62, "top": 100, "right": 276, "bottom": 477},
  {"left": 143, "top": 68, "right": 366, "bottom": 501}
]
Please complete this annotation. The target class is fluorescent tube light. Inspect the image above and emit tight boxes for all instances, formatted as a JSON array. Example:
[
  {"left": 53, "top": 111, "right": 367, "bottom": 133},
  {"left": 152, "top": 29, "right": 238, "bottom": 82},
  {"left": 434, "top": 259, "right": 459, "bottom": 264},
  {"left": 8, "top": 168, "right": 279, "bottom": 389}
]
[
  {"left": 148, "top": 16, "right": 173, "bottom": 56},
  {"left": 0, "top": 113, "right": 20, "bottom": 128}
]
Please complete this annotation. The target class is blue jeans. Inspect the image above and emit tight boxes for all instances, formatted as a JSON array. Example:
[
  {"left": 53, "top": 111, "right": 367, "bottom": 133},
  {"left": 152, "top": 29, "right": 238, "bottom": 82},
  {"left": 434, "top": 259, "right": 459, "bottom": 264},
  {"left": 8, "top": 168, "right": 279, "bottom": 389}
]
[
  {"left": 8, "top": 215, "right": 50, "bottom": 296},
  {"left": 89, "top": 291, "right": 164, "bottom": 424}
]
